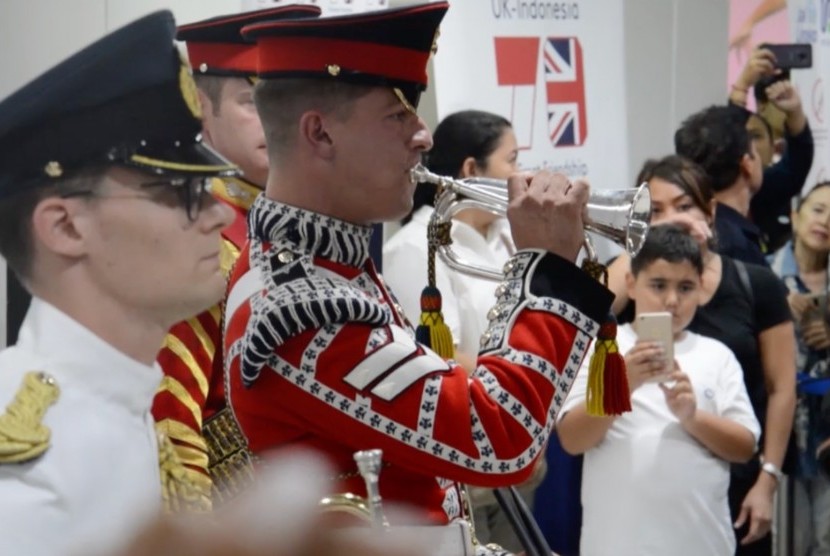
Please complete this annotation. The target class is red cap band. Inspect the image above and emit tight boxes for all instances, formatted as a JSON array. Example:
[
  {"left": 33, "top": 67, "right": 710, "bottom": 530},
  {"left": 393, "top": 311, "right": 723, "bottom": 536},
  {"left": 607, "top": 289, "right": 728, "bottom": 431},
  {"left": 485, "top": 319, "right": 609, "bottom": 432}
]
[
  {"left": 186, "top": 43, "right": 258, "bottom": 74},
  {"left": 256, "top": 36, "right": 429, "bottom": 85}
]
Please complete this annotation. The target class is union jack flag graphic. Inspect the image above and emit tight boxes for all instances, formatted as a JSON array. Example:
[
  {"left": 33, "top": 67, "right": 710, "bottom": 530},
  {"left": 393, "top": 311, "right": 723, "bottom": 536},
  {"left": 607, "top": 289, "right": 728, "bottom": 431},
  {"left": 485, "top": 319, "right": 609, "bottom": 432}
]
[{"left": 544, "top": 37, "right": 587, "bottom": 147}]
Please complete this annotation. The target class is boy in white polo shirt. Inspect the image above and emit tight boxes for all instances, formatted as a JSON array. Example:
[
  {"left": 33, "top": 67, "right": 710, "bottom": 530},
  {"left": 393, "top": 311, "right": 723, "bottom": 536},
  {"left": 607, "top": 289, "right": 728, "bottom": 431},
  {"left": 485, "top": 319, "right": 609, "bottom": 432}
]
[{"left": 557, "top": 224, "right": 761, "bottom": 556}]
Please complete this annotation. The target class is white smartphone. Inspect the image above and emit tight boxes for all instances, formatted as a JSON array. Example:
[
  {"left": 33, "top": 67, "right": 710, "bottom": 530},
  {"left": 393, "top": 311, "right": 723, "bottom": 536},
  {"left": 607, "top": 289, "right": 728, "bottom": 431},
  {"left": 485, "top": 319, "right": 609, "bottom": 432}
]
[{"left": 634, "top": 311, "right": 674, "bottom": 383}]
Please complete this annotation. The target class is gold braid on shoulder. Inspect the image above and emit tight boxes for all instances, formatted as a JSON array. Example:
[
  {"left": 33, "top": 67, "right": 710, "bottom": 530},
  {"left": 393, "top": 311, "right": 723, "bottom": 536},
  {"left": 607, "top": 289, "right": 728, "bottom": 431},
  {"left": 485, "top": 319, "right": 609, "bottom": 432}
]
[
  {"left": 0, "top": 372, "right": 59, "bottom": 463},
  {"left": 157, "top": 427, "right": 213, "bottom": 512}
]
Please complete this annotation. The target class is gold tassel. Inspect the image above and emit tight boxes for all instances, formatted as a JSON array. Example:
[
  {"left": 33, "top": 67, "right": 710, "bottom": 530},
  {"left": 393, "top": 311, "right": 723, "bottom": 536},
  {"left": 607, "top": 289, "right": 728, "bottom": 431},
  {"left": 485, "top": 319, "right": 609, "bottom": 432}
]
[
  {"left": 416, "top": 220, "right": 455, "bottom": 359},
  {"left": 0, "top": 372, "right": 59, "bottom": 463},
  {"left": 416, "top": 285, "right": 454, "bottom": 359},
  {"left": 157, "top": 428, "right": 212, "bottom": 512},
  {"left": 581, "top": 260, "right": 631, "bottom": 417}
]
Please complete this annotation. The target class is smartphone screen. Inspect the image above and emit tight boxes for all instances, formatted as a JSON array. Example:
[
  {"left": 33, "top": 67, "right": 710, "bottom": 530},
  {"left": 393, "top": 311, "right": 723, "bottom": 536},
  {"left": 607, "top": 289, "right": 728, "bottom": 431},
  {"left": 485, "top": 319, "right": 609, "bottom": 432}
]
[{"left": 634, "top": 312, "right": 674, "bottom": 383}]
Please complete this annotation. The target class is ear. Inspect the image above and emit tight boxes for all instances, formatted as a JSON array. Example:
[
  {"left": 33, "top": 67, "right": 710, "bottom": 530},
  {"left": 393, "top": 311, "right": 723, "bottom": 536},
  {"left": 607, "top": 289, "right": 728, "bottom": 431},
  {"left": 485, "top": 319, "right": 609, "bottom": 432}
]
[
  {"left": 297, "top": 111, "right": 335, "bottom": 159},
  {"left": 459, "top": 156, "right": 479, "bottom": 178},
  {"left": 31, "top": 197, "right": 90, "bottom": 260},
  {"left": 707, "top": 199, "right": 718, "bottom": 228},
  {"left": 739, "top": 152, "right": 754, "bottom": 179},
  {"left": 625, "top": 270, "right": 637, "bottom": 300}
]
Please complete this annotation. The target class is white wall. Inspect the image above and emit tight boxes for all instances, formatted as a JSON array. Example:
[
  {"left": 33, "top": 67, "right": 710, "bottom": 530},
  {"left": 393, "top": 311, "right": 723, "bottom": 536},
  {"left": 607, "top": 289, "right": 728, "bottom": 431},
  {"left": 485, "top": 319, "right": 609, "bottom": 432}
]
[
  {"left": 622, "top": 0, "right": 728, "bottom": 184},
  {"left": 0, "top": 1, "right": 246, "bottom": 99}
]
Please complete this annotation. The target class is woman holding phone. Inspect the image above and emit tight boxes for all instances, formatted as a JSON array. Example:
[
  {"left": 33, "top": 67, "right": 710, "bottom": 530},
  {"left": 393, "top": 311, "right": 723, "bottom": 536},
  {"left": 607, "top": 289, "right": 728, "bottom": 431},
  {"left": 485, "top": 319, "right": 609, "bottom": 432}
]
[
  {"left": 607, "top": 155, "right": 796, "bottom": 555},
  {"left": 769, "top": 181, "right": 830, "bottom": 555}
]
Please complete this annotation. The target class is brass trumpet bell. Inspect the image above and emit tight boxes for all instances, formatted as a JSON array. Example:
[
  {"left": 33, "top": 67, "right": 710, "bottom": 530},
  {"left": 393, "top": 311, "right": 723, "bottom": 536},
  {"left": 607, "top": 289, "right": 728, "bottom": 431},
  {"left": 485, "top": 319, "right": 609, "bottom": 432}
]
[
  {"left": 319, "top": 492, "right": 373, "bottom": 523},
  {"left": 411, "top": 164, "right": 652, "bottom": 281}
]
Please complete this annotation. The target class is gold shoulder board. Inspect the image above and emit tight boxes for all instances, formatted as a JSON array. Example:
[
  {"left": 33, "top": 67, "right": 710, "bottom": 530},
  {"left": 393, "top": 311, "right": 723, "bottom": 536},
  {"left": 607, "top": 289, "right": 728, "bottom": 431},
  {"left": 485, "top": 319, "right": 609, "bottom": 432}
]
[{"left": 0, "top": 372, "right": 60, "bottom": 463}]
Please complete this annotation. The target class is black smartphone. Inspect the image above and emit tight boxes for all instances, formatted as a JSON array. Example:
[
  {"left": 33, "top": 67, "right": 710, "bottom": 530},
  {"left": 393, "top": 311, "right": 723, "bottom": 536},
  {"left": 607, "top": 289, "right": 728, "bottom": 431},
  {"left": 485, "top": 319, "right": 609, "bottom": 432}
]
[{"left": 760, "top": 43, "right": 813, "bottom": 69}]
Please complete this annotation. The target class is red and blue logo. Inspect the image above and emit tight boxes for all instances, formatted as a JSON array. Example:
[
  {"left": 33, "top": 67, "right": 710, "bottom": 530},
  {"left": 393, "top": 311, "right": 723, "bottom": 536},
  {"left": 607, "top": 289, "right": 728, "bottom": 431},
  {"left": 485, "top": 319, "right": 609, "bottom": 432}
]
[{"left": 494, "top": 35, "right": 588, "bottom": 149}]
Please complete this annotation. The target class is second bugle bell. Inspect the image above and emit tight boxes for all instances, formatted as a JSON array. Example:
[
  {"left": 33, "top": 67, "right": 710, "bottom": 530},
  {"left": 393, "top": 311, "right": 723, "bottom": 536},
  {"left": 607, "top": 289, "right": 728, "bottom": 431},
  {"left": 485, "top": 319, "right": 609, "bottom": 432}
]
[{"left": 410, "top": 164, "right": 651, "bottom": 281}]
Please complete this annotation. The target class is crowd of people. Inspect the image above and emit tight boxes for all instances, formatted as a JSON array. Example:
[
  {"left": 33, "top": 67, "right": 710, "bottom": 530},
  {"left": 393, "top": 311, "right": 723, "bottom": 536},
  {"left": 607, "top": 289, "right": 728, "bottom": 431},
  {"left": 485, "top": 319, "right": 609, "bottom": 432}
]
[{"left": 0, "top": 2, "right": 825, "bottom": 556}]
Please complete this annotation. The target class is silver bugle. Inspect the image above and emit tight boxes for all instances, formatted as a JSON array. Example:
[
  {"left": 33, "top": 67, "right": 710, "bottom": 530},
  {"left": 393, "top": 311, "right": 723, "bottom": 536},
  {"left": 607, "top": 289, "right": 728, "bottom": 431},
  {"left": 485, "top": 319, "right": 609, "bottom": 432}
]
[{"left": 410, "top": 164, "right": 651, "bottom": 281}]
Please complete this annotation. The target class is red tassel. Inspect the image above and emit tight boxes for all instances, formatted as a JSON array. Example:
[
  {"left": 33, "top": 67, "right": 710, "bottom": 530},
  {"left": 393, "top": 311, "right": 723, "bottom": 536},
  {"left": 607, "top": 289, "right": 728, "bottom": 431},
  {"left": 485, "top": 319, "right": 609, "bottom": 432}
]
[{"left": 586, "top": 317, "right": 631, "bottom": 416}]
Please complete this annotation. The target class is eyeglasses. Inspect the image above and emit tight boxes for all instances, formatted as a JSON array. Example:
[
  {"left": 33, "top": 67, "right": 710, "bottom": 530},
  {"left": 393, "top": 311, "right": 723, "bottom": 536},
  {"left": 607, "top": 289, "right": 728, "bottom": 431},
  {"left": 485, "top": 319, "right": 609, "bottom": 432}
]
[{"left": 62, "top": 176, "right": 213, "bottom": 222}]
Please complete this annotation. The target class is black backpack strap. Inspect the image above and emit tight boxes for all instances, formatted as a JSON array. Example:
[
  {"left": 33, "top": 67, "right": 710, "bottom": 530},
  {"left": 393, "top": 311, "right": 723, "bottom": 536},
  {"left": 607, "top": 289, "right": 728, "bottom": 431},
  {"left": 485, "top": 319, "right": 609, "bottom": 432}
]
[{"left": 734, "top": 258, "right": 755, "bottom": 308}]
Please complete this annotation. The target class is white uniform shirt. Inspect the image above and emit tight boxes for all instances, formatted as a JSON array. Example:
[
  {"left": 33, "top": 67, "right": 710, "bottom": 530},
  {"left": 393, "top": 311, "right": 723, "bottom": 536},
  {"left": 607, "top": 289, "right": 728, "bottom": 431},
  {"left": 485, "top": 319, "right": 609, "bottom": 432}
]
[
  {"left": 559, "top": 324, "right": 761, "bottom": 556},
  {"left": 383, "top": 206, "right": 514, "bottom": 357},
  {"left": 0, "top": 299, "right": 162, "bottom": 556}
]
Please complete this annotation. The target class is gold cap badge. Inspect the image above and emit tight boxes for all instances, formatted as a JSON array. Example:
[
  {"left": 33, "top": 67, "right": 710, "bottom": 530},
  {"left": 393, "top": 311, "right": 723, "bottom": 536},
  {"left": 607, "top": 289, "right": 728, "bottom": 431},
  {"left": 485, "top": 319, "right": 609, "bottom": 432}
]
[{"left": 44, "top": 161, "right": 63, "bottom": 178}]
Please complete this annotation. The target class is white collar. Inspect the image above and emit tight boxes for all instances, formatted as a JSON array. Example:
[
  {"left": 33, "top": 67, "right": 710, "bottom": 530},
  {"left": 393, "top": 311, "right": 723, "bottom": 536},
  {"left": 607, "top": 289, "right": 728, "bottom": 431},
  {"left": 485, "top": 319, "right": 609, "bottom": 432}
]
[{"left": 15, "top": 298, "right": 162, "bottom": 415}]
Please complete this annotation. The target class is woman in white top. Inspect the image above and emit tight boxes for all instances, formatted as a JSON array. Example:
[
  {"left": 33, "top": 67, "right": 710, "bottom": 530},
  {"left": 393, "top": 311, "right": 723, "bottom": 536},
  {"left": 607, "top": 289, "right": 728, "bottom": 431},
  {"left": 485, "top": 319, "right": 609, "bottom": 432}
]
[
  {"left": 384, "top": 110, "right": 540, "bottom": 552},
  {"left": 383, "top": 110, "right": 518, "bottom": 371}
]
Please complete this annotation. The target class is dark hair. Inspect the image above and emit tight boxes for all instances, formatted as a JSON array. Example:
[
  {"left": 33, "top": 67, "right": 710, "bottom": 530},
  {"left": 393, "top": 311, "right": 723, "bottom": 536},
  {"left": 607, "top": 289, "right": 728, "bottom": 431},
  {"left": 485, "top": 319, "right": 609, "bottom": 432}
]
[
  {"left": 796, "top": 181, "right": 830, "bottom": 212},
  {"left": 631, "top": 224, "right": 704, "bottom": 276},
  {"left": 674, "top": 104, "right": 753, "bottom": 192},
  {"left": 0, "top": 168, "right": 106, "bottom": 283},
  {"left": 406, "top": 110, "right": 512, "bottom": 223},
  {"left": 193, "top": 74, "right": 226, "bottom": 117},
  {"left": 636, "top": 154, "right": 715, "bottom": 219}
]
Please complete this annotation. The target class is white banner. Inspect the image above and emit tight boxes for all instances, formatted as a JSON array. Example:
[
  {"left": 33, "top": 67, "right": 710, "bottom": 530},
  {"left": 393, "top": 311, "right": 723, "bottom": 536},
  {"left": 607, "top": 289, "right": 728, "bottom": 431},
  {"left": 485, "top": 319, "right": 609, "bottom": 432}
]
[
  {"left": 789, "top": 0, "right": 830, "bottom": 187},
  {"left": 431, "top": 0, "right": 628, "bottom": 190}
]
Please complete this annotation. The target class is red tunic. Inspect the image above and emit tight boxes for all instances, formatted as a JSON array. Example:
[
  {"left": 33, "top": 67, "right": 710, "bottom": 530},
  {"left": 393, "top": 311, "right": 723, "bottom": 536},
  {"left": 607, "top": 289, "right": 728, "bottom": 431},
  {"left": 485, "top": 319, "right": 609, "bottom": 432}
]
[
  {"left": 224, "top": 197, "right": 613, "bottom": 523},
  {"left": 151, "top": 177, "right": 259, "bottom": 499}
]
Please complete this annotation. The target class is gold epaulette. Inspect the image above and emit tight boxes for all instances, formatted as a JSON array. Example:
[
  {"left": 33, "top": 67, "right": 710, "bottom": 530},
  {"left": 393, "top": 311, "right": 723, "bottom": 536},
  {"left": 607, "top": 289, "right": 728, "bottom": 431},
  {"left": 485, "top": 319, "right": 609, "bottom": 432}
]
[
  {"left": 203, "top": 408, "right": 255, "bottom": 505},
  {"left": 0, "top": 372, "right": 59, "bottom": 464},
  {"left": 157, "top": 428, "right": 212, "bottom": 513}
]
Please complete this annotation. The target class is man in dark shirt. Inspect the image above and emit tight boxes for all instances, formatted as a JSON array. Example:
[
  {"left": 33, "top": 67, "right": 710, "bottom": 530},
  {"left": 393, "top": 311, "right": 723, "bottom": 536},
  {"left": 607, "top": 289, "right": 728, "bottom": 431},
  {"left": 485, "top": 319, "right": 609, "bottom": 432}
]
[
  {"left": 747, "top": 93, "right": 813, "bottom": 252},
  {"left": 675, "top": 104, "right": 768, "bottom": 266},
  {"left": 729, "top": 46, "right": 814, "bottom": 253}
]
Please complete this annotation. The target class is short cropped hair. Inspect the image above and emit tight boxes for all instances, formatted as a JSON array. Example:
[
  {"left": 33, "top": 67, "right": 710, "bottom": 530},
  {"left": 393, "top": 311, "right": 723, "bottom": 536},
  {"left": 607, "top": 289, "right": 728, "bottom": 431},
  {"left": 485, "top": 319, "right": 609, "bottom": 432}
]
[
  {"left": 674, "top": 105, "right": 752, "bottom": 192},
  {"left": 631, "top": 224, "right": 704, "bottom": 277},
  {"left": 193, "top": 75, "right": 227, "bottom": 117},
  {"left": 0, "top": 168, "right": 106, "bottom": 282},
  {"left": 253, "top": 78, "right": 374, "bottom": 158}
]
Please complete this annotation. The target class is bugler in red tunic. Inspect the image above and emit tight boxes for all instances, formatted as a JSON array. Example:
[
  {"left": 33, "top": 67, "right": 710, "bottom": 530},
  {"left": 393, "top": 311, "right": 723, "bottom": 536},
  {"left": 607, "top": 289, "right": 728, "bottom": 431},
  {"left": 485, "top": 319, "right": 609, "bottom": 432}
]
[{"left": 224, "top": 196, "right": 614, "bottom": 523}]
